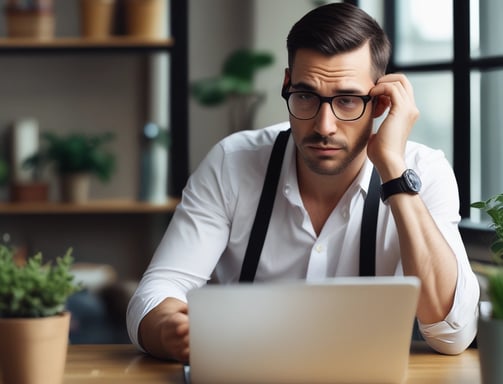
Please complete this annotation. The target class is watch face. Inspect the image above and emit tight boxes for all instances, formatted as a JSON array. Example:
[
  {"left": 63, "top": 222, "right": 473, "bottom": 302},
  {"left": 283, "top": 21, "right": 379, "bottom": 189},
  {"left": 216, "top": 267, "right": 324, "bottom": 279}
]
[{"left": 403, "top": 169, "right": 422, "bottom": 192}]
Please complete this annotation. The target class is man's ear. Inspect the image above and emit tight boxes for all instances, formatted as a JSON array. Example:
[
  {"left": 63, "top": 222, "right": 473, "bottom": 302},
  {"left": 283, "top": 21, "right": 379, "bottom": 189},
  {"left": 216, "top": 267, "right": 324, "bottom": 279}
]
[
  {"left": 372, "top": 95, "right": 391, "bottom": 118},
  {"left": 282, "top": 68, "right": 290, "bottom": 89}
]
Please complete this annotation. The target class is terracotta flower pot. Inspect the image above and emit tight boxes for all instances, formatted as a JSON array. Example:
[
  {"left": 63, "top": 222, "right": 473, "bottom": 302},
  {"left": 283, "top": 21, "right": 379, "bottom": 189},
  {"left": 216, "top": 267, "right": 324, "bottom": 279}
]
[{"left": 0, "top": 312, "right": 71, "bottom": 384}]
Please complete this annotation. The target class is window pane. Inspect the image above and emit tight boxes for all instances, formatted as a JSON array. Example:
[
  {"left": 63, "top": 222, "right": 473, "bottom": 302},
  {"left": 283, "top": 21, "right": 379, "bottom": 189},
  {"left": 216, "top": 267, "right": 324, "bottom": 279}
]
[
  {"left": 405, "top": 72, "right": 453, "bottom": 163},
  {"left": 358, "top": 0, "right": 384, "bottom": 26},
  {"left": 471, "top": 0, "right": 503, "bottom": 58},
  {"left": 395, "top": 0, "right": 453, "bottom": 65},
  {"left": 470, "top": 69, "right": 503, "bottom": 221}
]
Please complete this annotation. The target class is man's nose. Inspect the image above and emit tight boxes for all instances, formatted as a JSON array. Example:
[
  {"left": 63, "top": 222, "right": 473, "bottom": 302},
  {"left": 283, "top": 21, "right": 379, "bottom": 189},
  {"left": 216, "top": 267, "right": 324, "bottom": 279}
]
[{"left": 315, "top": 101, "right": 338, "bottom": 137}]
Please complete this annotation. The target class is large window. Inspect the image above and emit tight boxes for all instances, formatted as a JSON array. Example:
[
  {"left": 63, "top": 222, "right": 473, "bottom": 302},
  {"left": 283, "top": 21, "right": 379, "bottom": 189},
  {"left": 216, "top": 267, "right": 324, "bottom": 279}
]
[{"left": 360, "top": 0, "right": 503, "bottom": 224}]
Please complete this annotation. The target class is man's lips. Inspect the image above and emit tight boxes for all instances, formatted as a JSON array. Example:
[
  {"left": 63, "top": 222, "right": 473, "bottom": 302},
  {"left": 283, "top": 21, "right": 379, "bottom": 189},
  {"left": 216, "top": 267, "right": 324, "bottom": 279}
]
[{"left": 307, "top": 144, "right": 342, "bottom": 154}]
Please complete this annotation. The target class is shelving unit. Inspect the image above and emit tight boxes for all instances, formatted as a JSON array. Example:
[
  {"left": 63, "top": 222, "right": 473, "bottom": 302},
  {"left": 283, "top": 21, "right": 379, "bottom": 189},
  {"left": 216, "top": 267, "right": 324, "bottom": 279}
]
[
  {"left": 0, "top": 36, "right": 174, "bottom": 51},
  {"left": 0, "top": 0, "right": 189, "bottom": 279},
  {"left": 0, "top": 0, "right": 188, "bottom": 206},
  {"left": 0, "top": 198, "right": 180, "bottom": 215}
]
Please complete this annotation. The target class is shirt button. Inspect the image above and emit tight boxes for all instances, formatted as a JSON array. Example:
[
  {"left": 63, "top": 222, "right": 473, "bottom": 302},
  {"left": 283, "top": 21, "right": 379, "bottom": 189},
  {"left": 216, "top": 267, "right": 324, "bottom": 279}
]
[
  {"left": 284, "top": 185, "right": 291, "bottom": 195},
  {"left": 315, "top": 244, "right": 324, "bottom": 253}
]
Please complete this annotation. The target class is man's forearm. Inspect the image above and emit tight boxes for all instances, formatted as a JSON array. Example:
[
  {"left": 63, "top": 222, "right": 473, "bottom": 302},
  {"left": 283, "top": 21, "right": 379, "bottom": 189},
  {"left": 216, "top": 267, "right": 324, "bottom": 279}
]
[{"left": 388, "top": 193, "right": 457, "bottom": 323}]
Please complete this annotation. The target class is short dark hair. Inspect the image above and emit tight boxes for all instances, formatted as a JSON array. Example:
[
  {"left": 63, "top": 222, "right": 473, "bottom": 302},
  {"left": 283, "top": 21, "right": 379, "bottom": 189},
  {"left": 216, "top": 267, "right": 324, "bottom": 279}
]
[{"left": 286, "top": 3, "right": 391, "bottom": 80}]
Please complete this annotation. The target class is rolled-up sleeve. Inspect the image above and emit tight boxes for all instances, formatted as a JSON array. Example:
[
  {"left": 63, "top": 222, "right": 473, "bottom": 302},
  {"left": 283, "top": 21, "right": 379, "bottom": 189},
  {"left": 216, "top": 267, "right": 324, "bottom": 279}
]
[
  {"left": 413, "top": 145, "right": 480, "bottom": 354},
  {"left": 418, "top": 257, "right": 480, "bottom": 354}
]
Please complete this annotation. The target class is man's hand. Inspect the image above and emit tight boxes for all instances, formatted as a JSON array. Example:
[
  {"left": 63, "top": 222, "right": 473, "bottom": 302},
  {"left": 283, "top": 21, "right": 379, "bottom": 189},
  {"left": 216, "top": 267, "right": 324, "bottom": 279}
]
[
  {"left": 138, "top": 297, "right": 190, "bottom": 363},
  {"left": 367, "top": 73, "right": 419, "bottom": 182}
]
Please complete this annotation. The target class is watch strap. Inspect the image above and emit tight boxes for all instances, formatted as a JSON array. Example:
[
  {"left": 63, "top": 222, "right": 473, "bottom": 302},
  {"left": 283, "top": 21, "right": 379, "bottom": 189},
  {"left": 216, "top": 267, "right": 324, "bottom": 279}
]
[{"left": 380, "top": 169, "right": 420, "bottom": 202}]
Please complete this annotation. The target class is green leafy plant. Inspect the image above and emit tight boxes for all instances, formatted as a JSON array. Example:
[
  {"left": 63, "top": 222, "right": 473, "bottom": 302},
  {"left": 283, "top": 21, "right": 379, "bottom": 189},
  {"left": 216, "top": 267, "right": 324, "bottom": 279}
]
[
  {"left": 191, "top": 49, "right": 274, "bottom": 133},
  {"left": 472, "top": 193, "right": 503, "bottom": 320},
  {"left": 24, "top": 132, "right": 116, "bottom": 182},
  {"left": 0, "top": 245, "right": 82, "bottom": 318},
  {"left": 191, "top": 49, "right": 274, "bottom": 106}
]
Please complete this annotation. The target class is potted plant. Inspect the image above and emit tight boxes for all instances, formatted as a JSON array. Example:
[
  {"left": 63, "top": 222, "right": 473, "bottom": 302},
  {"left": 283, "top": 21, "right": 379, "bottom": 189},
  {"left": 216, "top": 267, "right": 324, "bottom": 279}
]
[
  {"left": 0, "top": 245, "right": 81, "bottom": 384},
  {"left": 191, "top": 48, "right": 274, "bottom": 133},
  {"left": 24, "top": 131, "right": 116, "bottom": 203},
  {"left": 471, "top": 193, "right": 503, "bottom": 384}
]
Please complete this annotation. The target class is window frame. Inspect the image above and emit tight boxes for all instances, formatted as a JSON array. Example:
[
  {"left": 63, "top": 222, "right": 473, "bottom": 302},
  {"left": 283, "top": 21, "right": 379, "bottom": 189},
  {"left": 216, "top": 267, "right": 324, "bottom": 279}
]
[{"left": 373, "top": 0, "right": 503, "bottom": 221}]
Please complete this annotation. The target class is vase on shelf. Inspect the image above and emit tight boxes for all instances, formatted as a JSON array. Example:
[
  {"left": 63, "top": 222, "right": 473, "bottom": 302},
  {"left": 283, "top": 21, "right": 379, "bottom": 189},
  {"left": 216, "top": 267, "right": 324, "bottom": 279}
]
[
  {"left": 124, "top": 0, "right": 166, "bottom": 38},
  {"left": 79, "top": 0, "right": 116, "bottom": 39}
]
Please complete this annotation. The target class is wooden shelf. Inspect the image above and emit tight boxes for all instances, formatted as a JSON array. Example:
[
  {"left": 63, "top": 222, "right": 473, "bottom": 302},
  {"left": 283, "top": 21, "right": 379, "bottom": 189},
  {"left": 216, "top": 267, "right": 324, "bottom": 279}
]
[
  {"left": 0, "top": 36, "right": 174, "bottom": 52},
  {"left": 0, "top": 197, "right": 180, "bottom": 215}
]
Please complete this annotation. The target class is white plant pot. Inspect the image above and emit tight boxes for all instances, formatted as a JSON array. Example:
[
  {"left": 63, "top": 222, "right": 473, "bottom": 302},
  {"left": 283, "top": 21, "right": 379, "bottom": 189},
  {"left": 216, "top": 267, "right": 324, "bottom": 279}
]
[{"left": 60, "top": 173, "right": 91, "bottom": 203}]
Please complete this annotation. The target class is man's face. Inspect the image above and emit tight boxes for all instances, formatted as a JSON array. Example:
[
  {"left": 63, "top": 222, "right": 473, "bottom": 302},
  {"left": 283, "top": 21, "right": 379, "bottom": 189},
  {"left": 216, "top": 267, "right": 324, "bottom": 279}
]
[{"left": 285, "top": 44, "right": 376, "bottom": 176}]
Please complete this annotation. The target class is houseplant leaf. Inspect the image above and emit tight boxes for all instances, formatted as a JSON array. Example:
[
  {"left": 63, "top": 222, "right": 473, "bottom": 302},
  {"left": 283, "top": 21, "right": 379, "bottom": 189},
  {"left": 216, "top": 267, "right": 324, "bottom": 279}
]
[{"left": 0, "top": 245, "right": 82, "bottom": 318}]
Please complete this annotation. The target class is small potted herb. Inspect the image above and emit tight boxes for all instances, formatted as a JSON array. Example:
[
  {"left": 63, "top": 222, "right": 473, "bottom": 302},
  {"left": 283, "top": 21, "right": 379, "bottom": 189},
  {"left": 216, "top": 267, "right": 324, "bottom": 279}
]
[
  {"left": 24, "top": 131, "right": 116, "bottom": 202},
  {"left": 471, "top": 193, "right": 503, "bottom": 384},
  {"left": 0, "top": 245, "right": 81, "bottom": 384}
]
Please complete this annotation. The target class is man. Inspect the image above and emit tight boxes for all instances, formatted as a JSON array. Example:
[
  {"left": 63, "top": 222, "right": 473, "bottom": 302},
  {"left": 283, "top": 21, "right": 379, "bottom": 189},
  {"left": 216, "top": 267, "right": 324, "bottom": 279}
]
[{"left": 127, "top": 3, "right": 479, "bottom": 362}]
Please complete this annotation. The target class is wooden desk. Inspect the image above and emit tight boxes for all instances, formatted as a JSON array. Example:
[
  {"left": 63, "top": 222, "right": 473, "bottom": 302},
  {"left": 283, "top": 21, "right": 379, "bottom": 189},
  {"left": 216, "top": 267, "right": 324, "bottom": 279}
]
[{"left": 61, "top": 343, "right": 480, "bottom": 384}]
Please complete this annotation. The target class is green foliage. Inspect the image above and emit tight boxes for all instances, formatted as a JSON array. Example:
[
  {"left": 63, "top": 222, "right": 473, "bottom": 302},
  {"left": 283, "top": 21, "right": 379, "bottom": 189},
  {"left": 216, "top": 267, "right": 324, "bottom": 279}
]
[
  {"left": 488, "top": 273, "right": 503, "bottom": 320},
  {"left": 24, "top": 132, "right": 116, "bottom": 182},
  {"left": 472, "top": 193, "right": 503, "bottom": 320},
  {"left": 191, "top": 49, "right": 274, "bottom": 106},
  {"left": 472, "top": 193, "right": 503, "bottom": 262},
  {"left": 0, "top": 245, "right": 82, "bottom": 318}
]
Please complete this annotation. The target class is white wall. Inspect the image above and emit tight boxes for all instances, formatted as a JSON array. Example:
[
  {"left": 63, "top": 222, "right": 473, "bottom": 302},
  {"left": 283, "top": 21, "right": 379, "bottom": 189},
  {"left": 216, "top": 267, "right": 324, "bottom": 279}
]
[
  {"left": 188, "top": 0, "right": 253, "bottom": 171},
  {"left": 251, "top": 0, "right": 316, "bottom": 131},
  {"left": 188, "top": 0, "right": 318, "bottom": 171}
]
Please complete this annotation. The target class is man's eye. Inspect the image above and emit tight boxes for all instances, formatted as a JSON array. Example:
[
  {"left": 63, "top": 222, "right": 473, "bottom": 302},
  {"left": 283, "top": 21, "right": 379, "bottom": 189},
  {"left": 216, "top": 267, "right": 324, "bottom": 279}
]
[
  {"left": 335, "top": 96, "right": 358, "bottom": 108},
  {"left": 297, "top": 93, "right": 315, "bottom": 101}
]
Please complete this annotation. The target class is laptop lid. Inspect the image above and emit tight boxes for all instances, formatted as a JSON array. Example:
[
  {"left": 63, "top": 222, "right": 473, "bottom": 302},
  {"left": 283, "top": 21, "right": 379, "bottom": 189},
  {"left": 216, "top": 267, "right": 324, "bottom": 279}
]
[{"left": 187, "top": 276, "right": 420, "bottom": 384}]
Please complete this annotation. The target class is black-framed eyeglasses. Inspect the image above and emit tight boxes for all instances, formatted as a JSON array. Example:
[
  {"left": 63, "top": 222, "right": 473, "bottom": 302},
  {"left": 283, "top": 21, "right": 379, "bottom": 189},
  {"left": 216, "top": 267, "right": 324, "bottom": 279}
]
[{"left": 282, "top": 89, "right": 372, "bottom": 121}]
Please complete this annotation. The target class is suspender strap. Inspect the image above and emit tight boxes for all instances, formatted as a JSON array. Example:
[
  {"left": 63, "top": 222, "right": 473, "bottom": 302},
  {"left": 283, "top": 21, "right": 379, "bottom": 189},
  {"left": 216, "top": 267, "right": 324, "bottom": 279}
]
[
  {"left": 359, "top": 167, "right": 381, "bottom": 277},
  {"left": 239, "top": 129, "right": 291, "bottom": 282},
  {"left": 240, "top": 129, "right": 380, "bottom": 282}
]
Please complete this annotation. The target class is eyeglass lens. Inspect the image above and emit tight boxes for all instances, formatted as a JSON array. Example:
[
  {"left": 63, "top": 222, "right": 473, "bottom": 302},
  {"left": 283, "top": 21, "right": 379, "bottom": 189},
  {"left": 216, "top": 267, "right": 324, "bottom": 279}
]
[{"left": 287, "top": 92, "right": 367, "bottom": 121}]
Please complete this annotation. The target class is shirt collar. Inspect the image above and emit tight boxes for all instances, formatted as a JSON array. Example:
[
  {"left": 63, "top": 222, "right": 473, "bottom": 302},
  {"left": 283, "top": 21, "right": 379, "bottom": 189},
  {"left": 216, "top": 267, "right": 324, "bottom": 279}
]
[{"left": 357, "top": 158, "right": 376, "bottom": 198}]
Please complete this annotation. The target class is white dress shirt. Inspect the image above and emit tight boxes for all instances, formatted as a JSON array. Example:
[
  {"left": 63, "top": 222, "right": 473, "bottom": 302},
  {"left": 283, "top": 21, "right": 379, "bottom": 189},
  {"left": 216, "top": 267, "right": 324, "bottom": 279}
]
[{"left": 127, "top": 121, "right": 479, "bottom": 355}]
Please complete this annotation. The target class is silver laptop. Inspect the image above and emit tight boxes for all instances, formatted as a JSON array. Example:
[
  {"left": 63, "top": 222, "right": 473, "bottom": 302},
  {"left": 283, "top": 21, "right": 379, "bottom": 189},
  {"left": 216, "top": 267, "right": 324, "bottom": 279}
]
[{"left": 186, "top": 276, "right": 420, "bottom": 384}]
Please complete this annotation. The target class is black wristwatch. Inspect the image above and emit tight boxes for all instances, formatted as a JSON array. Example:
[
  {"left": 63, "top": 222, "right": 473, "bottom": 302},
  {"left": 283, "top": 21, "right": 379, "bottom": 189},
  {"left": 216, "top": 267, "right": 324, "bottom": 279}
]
[{"left": 380, "top": 169, "right": 422, "bottom": 202}]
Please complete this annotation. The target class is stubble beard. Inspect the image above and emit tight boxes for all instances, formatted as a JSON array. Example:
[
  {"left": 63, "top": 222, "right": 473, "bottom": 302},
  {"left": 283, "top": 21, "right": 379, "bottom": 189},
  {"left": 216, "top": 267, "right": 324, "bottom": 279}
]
[{"left": 300, "top": 126, "right": 372, "bottom": 176}]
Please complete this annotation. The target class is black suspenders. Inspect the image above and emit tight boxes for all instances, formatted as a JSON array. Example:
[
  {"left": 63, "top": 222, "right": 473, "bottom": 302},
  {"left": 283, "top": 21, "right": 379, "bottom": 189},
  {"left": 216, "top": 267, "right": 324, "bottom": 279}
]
[
  {"left": 239, "top": 129, "right": 380, "bottom": 282},
  {"left": 239, "top": 129, "right": 291, "bottom": 282},
  {"left": 359, "top": 167, "right": 381, "bottom": 276}
]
